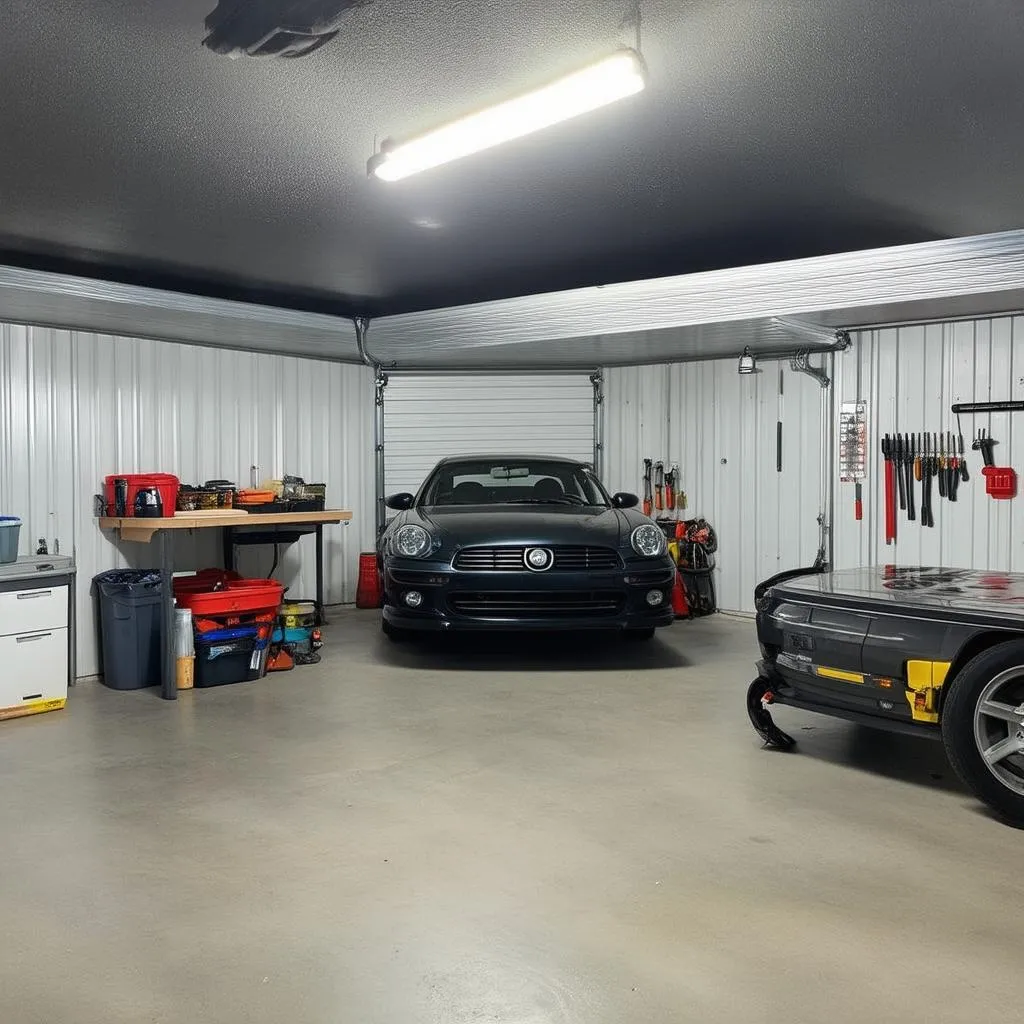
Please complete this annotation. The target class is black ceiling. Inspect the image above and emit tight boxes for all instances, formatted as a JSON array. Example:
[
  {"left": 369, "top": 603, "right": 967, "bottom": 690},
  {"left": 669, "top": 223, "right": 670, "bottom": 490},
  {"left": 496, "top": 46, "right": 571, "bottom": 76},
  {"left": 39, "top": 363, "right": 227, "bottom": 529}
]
[{"left": 2, "top": 1, "right": 1023, "bottom": 318}]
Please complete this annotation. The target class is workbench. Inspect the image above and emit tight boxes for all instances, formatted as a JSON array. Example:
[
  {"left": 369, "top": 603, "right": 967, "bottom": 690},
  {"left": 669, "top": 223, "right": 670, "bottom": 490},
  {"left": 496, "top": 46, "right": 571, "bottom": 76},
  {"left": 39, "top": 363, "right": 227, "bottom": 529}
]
[{"left": 99, "top": 510, "right": 353, "bottom": 700}]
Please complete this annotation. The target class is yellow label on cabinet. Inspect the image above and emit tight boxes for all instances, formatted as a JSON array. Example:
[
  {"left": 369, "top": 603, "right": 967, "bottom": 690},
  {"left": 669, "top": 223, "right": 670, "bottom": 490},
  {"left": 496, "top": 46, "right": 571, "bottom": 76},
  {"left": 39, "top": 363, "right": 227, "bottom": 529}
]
[{"left": 0, "top": 697, "right": 66, "bottom": 721}]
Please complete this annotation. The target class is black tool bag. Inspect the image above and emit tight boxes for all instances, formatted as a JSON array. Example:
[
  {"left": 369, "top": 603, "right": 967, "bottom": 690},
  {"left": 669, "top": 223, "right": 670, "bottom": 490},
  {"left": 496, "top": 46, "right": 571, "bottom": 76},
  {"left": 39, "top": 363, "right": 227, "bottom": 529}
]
[{"left": 677, "top": 539, "right": 717, "bottom": 617}]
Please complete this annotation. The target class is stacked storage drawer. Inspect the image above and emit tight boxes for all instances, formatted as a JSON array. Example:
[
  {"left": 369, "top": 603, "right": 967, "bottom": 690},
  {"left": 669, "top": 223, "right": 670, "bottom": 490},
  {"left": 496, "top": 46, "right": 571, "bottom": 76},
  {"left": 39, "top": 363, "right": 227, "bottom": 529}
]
[{"left": 0, "top": 556, "right": 75, "bottom": 719}]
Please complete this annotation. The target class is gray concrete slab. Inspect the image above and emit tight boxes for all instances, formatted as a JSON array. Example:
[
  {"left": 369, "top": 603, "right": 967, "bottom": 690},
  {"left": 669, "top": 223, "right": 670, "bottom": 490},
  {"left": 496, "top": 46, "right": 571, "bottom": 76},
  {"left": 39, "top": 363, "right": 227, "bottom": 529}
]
[{"left": 0, "top": 611, "right": 1017, "bottom": 1023}]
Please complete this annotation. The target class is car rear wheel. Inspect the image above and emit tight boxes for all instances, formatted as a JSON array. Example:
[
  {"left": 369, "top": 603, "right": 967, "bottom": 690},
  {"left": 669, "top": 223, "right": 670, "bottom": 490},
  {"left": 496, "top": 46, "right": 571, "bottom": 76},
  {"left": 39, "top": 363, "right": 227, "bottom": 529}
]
[
  {"left": 941, "top": 639, "right": 1024, "bottom": 826},
  {"left": 624, "top": 627, "right": 656, "bottom": 641}
]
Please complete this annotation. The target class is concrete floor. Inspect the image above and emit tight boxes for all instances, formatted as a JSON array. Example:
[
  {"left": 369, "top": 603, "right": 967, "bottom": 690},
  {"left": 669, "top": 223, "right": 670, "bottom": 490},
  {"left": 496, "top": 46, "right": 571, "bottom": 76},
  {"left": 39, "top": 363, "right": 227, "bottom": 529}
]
[{"left": 0, "top": 611, "right": 1019, "bottom": 1023}]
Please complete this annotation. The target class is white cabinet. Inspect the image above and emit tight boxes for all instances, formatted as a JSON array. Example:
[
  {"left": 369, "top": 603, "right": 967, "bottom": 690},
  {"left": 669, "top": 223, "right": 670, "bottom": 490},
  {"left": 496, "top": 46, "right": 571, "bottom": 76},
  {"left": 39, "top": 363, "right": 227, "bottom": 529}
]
[
  {"left": 0, "top": 584, "right": 69, "bottom": 635},
  {"left": 0, "top": 556, "right": 74, "bottom": 721},
  {"left": 0, "top": 629, "right": 68, "bottom": 718}
]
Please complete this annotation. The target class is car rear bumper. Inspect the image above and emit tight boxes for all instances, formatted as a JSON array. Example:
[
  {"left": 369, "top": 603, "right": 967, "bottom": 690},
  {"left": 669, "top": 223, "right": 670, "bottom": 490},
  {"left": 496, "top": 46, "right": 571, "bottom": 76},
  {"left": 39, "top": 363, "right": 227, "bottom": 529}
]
[
  {"left": 755, "top": 658, "right": 939, "bottom": 737},
  {"left": 382, "top": 557, "right": 676, "bottom": 632}
]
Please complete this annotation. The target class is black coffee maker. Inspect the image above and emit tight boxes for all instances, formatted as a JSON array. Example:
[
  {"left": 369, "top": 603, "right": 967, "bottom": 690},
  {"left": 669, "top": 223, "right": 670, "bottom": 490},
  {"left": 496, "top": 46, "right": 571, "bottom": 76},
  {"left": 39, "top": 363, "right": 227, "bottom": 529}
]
[{"left": 134, "top": 487, "right": 163, "bottom": 518}]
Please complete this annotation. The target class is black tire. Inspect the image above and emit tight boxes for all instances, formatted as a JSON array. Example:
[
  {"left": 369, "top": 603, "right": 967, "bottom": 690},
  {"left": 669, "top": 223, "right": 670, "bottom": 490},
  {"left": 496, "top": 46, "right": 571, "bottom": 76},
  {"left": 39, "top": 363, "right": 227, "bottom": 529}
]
[
  {"left": 381, "top": 618, "right": 408, "bottom": 642},
  {"left": 624, "top": 627, "right": 656, "bottom": 641},
  {"left": 941, "top": 639, "right": 1024, "bottom": 826}
]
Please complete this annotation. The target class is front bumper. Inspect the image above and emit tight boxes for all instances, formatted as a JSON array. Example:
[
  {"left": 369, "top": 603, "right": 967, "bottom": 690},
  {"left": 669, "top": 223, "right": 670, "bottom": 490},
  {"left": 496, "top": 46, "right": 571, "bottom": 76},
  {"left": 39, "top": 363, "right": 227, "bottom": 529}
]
[{"left": 382, "top": 556, "right": 676, "bottom": 632}]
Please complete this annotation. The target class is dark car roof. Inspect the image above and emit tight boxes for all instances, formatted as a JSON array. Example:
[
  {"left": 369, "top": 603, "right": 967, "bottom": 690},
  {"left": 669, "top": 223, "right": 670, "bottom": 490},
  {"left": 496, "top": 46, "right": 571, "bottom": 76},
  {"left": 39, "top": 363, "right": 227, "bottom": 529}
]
[{"left": 434, "top": 454, "right": 589, "bottom": 466}]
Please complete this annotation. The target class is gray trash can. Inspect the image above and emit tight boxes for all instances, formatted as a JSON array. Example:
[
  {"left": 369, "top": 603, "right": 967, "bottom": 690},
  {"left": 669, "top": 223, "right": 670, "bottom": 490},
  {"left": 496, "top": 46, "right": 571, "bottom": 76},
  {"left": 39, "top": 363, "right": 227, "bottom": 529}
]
[
  {"left": 94, "top": 569, "right": 164, "bottom": 690},
  {"left": 0, "top": 517, "right": 21, "bottom": 564}
]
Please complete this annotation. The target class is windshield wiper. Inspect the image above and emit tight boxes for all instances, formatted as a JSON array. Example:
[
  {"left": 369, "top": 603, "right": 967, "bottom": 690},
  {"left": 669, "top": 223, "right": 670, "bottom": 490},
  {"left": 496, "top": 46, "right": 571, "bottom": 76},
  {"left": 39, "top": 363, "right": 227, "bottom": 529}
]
[{"left": 503, "top": 497, "right": 585, "bottom": 506}]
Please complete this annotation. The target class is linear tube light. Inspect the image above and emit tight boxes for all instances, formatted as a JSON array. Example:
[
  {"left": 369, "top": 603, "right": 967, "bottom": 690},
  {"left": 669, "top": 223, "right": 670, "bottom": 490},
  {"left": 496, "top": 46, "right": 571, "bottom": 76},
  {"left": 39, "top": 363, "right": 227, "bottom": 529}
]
[{"left": 369, "top": 48, "right": 646, "bottom": 182}]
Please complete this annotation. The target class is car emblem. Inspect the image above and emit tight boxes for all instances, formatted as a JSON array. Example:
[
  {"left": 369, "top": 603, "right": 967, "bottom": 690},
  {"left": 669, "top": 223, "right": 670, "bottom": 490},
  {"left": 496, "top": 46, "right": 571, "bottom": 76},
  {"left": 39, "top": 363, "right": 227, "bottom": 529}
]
[{"left": 524, "top": 547, "right": 553, "bottom": 572}]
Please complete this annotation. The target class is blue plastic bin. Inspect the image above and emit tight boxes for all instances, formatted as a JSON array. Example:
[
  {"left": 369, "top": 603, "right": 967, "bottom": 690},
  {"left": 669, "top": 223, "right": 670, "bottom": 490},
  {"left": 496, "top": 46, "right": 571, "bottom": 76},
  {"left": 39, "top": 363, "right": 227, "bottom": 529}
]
[{"left": 0, "top": 516, "right": 21, "bottom": 564}]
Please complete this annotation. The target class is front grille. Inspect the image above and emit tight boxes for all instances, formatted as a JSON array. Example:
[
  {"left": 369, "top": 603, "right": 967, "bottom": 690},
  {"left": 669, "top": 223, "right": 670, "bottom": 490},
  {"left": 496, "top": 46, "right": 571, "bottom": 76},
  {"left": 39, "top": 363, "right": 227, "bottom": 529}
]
[
  {"left": 453, "top": 546, "right": 621, "bottom": 572},
  {"left": 449, "top": 591, "right": 625, "bottom": 618}
]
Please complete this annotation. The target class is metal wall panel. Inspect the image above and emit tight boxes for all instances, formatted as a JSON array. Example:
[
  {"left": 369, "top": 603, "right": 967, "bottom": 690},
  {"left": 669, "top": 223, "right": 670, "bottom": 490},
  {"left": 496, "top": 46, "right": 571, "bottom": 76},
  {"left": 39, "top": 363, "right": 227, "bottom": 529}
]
[
  {"left": 0, "top": 265, "right": 360, "bottom": 361},
  {"left": 604, "top": 360, "right": 825, "bottom": 613},
  {"left": 832, "top": 316, "right": 1024, "bottom": 572},
  {"left": 369, "top": 230, "right": 1024, "bottom": 360},
  {"left": 383, "top": 375, "right": 595, "bottom": 497},
  {"left": 0, "top": 323, "right": 375, "bottom": 677}
]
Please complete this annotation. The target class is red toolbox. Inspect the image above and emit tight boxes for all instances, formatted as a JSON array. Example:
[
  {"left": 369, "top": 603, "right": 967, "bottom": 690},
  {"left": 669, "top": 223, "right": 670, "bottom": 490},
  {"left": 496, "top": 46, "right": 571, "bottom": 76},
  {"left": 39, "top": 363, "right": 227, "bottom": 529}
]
[
  {"left": 105, "top": 474, "right": 180, "bottom": 517},
  {"left": 173, "top": 574, "right": 284, "bottom": 617}
]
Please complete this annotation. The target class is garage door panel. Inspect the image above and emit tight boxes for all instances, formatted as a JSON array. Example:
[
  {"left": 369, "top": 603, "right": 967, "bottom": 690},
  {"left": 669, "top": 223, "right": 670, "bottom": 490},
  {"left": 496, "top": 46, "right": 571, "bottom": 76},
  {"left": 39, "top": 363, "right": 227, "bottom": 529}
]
[{"left": 384, "top": 375, "right": 594, "bottom": 497}]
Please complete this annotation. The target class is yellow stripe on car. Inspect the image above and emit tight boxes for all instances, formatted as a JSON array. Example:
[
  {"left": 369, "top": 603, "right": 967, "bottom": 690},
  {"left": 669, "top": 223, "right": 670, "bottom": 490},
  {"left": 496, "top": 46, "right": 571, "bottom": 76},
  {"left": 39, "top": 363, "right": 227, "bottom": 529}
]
[{"left": 814, "top": 665, "right": 865, "bottom": 684}]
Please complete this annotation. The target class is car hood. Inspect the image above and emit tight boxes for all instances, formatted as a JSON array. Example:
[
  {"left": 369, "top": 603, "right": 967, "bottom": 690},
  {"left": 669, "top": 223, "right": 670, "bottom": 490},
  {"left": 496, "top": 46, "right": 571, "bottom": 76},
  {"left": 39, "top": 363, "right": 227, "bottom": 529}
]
[{"left": 415, "top": 504, "right": 633, "bottom": 549}]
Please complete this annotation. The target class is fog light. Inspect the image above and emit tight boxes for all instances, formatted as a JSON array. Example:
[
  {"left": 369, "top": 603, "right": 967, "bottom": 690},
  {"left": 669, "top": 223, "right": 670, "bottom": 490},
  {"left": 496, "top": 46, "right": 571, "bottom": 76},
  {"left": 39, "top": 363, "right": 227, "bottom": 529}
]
[
  {"left": 404, "top": 591, "right": 423, "bottom": 608},
  {"left": 645, "top": 589, "right": 663, "bottom": 607}
]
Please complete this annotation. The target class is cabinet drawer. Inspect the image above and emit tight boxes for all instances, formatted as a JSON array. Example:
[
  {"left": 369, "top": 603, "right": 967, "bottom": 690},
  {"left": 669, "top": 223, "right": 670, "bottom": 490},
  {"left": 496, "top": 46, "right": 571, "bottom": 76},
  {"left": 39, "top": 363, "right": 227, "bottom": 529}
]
[
  {"left": 0, "top": 627, "right": 68, "bottom": 716},
  {"left": 0, "top": 584, "right": 68, "bottom": 636}
]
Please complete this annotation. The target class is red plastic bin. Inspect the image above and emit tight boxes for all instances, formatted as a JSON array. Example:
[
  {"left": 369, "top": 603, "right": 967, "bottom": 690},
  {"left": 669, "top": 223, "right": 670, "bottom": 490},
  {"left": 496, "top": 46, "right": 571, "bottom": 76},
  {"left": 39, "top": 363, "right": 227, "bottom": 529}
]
[
  {"left": 105, "top": 474, "right": 180, "bottom": 517},
  {"left": 175, "top": 579, "right": 284, "bottom": 617}
]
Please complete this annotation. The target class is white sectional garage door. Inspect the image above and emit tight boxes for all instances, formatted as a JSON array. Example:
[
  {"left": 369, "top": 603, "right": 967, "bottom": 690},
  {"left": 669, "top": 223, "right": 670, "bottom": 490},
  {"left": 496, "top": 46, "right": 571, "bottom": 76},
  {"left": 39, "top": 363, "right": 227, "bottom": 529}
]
[{"left": 383, "top": 374, "right": 595, "bottom": 497}]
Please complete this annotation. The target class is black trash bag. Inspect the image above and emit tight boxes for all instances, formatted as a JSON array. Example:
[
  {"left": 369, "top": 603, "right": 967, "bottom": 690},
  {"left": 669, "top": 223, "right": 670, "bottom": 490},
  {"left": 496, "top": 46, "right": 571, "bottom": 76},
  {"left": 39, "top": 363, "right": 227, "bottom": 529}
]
[{"left": 93, "top": 569, "right": 163, "bottom": 596}]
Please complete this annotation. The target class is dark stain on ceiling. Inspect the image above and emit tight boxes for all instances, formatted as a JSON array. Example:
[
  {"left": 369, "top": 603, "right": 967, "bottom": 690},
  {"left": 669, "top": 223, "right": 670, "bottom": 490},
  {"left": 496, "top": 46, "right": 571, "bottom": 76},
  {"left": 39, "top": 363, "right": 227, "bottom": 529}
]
[{"left": 1, "top": 1, "right": 1023, "bottom": 317}]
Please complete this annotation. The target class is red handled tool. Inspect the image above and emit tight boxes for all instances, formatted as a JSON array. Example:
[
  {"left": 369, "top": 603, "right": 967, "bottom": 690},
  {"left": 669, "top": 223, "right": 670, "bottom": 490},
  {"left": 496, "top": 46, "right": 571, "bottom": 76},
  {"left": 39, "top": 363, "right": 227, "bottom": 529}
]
[
  {"left": 654, "top": 461, "right": 665, "bottom": 512},
  {"left": 665, "top": 466, "right": 677, "bottom": 511},
  {"left": 881, "top": 434, "right": 896, "bottom": 544},
  {"left": 642, "top": 458, "right": 653, "bottom": 516},
  {"left": 854, "top": 482, "right": 863, "bottom": 521}
]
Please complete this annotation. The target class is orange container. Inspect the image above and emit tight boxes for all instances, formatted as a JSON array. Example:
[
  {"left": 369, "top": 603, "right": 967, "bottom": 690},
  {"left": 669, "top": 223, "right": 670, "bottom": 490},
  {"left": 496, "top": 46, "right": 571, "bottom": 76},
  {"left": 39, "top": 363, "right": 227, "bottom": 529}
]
[
  {"left": 237, "top": 489, "right": 276, "bottom": 505},
  {"left": 356, "top": 552, "right": 382, "bottom": 608}
]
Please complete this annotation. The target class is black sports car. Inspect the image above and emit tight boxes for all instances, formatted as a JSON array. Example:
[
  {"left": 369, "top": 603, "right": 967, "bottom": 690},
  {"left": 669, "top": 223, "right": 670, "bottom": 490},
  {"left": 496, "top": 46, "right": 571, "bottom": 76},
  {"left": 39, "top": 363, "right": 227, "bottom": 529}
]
[
  {"left": 380, "top": 455, "right": 676, "bottom": 638},
  {"left": 749, "top": 564, "right": 1024, "bottom": 824}
]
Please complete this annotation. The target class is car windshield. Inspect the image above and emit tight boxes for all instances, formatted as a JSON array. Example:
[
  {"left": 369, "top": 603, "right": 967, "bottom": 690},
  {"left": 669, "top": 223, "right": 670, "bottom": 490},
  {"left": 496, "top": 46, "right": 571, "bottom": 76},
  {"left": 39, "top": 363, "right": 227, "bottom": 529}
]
[{"left": 420, "top": 459, "right": 611, "bottom": 507}]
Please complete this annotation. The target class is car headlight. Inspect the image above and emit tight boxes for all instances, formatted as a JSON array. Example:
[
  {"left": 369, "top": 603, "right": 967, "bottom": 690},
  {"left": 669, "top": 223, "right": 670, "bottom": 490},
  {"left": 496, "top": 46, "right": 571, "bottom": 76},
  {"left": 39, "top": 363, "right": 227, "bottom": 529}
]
[
  {"left": 393, "top": 524, "right": 431, "bottom": 558},
  {"left": 631, "top": 523, "right": 665, "bottom": 557}
]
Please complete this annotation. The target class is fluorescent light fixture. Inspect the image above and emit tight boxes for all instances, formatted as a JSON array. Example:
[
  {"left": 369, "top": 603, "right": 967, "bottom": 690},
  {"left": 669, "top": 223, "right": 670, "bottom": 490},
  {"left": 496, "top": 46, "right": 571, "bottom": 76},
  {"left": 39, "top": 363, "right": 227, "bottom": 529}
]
[{"left": 369, "top": 48, "right": 646, "bottom": 181}]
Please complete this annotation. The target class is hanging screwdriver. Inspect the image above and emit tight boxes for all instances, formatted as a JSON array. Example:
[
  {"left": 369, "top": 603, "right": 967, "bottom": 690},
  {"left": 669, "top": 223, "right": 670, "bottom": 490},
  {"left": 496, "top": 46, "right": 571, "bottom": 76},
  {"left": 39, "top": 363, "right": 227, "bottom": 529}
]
[
  {"left": 921, "top": 433, "right": 934, "bottom": 528},
  {"left": 904, "top": 433, "right": 916, "bottom": 520},
  {"left": 936, "top": 431, "right": 946, "bottom": 499},
  {"left": 947, "top": 430, "right": 956, "bottom": 500},
  {"left": 896, "top": 433, "right": 907, "bottom": 510},
  {"left": 914, "top": 432, "right": 922, "bottom": 482},
  {"left": 959, "top": 432, "right": 969, "bottom": 482}
]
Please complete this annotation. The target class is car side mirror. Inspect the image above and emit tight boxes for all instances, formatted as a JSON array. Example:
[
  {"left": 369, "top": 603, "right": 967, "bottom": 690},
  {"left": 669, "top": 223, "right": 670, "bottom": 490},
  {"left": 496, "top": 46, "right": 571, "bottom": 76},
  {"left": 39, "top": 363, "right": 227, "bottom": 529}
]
[
  {"left": 612, "top": 492, "right": 639, "bottom": 509},
  {"left": 385, "top": 492, "right": 415, "bottom": 511}
]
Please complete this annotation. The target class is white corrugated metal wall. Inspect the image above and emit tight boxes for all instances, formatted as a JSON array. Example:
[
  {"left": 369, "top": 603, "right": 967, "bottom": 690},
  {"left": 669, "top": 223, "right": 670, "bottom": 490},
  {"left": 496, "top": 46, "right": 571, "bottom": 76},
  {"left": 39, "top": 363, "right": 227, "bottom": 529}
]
[
  {"left": 833, "top": 315, "right": 1024, "bottom": 571},
  {"left": 604, "top": 360, "right": 825, "bottom": 613},
  {"left": 0, "top": 323, "right": 375, "bottom": 677},
  {"left": 383, "top": 374, "right": 595, "bottom": 497}
]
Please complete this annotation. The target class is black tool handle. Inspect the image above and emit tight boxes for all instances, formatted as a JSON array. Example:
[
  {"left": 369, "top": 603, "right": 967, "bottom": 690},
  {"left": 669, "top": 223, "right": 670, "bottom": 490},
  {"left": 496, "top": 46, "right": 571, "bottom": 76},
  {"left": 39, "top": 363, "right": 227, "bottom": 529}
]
[
  {"left": 922, "top": 464, "right": 934, "bottom": 528},
  {"left": 905, "top": 459, "right": 915, "bottom": 520},
  {"left": 896, "top": 445, "right": 907, "bottom": 509},
  {"left": 937, "top": 457, "right": 946, "bottom": 498},
  {"left": 951, "top": 401, "right": 1024, "bottom": 414}
]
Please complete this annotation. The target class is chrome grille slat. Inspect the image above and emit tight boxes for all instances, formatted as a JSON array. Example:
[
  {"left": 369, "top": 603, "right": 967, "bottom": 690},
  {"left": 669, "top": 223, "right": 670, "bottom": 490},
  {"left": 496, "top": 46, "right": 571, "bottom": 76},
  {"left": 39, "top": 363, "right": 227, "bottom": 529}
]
[{"left": 453, "top": 546, "right": 621, "bottom": 572}]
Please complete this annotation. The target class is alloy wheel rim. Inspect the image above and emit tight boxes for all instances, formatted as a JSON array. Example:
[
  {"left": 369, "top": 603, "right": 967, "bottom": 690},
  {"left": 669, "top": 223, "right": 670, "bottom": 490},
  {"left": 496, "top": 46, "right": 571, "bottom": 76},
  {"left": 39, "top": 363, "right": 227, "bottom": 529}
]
[{"left": 972, "top": 666, "right": 1024, "bottom": 796}]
